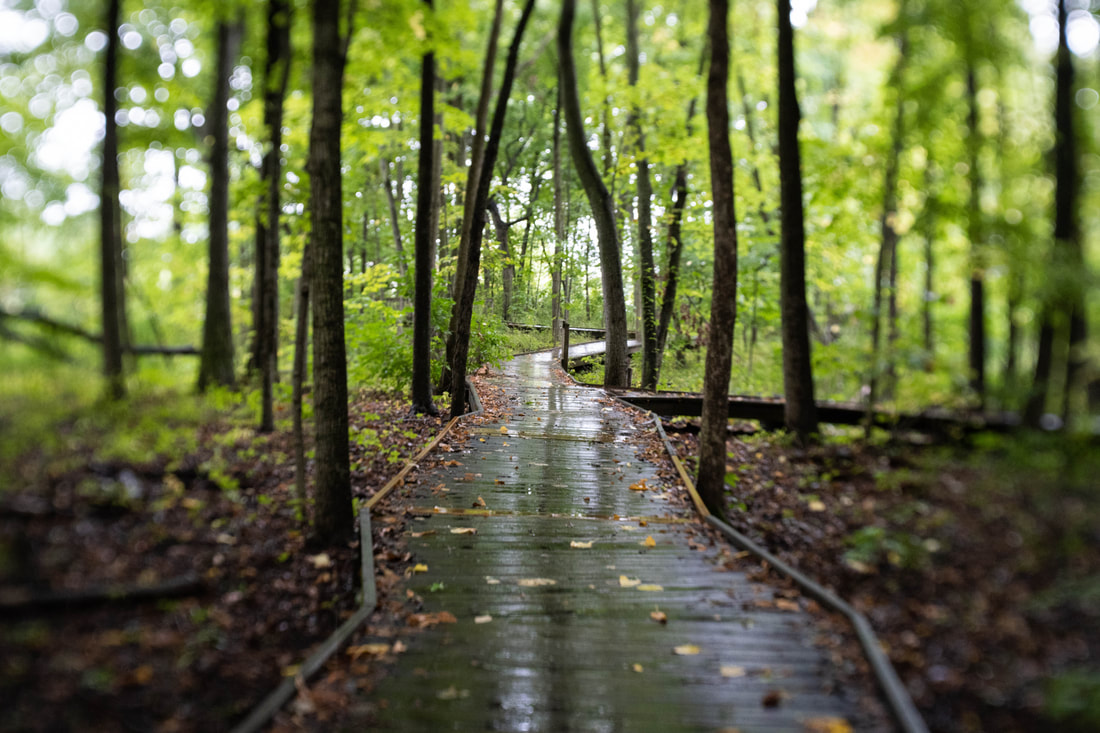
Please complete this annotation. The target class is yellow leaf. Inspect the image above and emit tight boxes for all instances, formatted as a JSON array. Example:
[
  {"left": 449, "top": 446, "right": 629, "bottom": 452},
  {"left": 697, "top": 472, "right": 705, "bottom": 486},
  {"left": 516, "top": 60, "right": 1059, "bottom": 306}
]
[
  {"left": 673, "top": 644, "right": 701, "bottom": 656},
  {"left": 347, "top": 643, "right": 391, "bottom": 659},
  {"left": 808, "top": 500, "right": 827, "bottom": 512},
  {"left": 632, "top": 663, "right": 644, "bottom": 673},
  {"left": 720, "top": 665, "right": 746, "bottom": 678},
  {"left": 650, "top": 610, "right": 668, "bottom": 624},
  {"left": 131, "top": 665, "right": 154, "bottom": 685},
  {"left": 803, "top": 718, "right": 852, "bottom": 733},
  {"left": 412, "top": 563, "right": 429, "bottom": 573},
  {"left": 517, "top": 577, "right": 556, "bottom": 587},
  {"left": 643, "top": 535, "right": 656, "bottom": 548},
  {"left": 450, "top": 527, "right": 477, "bottom": 535},
  {"left": 410, "top": 530, "right": 436, "bottom": 538},
  {"left": 619, "top": 575, "right": 641, "bottom": 588},
  {"left": 474, "top": 614, "right": 493, "bottom": 624},
  {"left": 637, "top": 584, "right": 664, "bottom": 592},
  {"left": 308, "top": 553, "right": 333, "bottom": 569},
  {"left": 570, "top": 540, "right": 593, "bottom": 549},
  {"left": 485, "top": 576, "right": 501, "bottom": 585},
  {"left": 499, "top": 426, "right": 509, "bottom": 434}
]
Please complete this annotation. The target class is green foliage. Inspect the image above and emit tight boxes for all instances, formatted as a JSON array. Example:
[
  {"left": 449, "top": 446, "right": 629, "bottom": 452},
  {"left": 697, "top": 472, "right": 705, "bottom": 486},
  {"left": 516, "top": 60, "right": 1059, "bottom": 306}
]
[
  {"left": 1044, "top": 670, "right": 1100, "bottom": 731},
  {"left": 843, "top": 525, "right": 936, "bottom": 570}
]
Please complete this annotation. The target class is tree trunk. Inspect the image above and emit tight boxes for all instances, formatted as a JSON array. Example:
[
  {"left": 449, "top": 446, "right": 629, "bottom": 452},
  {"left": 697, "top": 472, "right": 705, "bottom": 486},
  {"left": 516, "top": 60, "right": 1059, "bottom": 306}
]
[
  {"left": 198, "top": 17, "right": 243, "bottom": 392},
  {"left": 921, "top": 159, "right": 937, "bottom": 371},
  {"left": 411, "top": 0, "right": 438, "bottom": 416},
  {"left": 1027, "top": 0, "right": 1086, "bottom": 426},
  {"left": 307, "top": 0, "right": 353, "bottom": 543},
  {"left": 868, "top": 19, "right": 908, "bottom": 414},
  {"left": 965, "top": 61, "right": 986, "bottom": 407},
  {"left": 626, "top": 0, "right": 658, "bottom": 390},
  {"left": 254, "top": 0, "right": 291, "bottom": 432},
  {"left": 551, "top": 91, "right": 564, "bottom": 345},
  {"left": 380, "top": 156, "right": 407, "bottom": 277},
  {"left": 99, "top": 0, "right": 125, "bottom": 400},
  {"left": 292, "top": 244, "right": 312, "bottom": 505},
  {"left": 696, "top": 0, "right": 737, "bottom": 519},
  {"left": 448, "top": 0, "right": 537, "bottom": 417},
  {"left": 777, "top": 0, "right": 818, "bottom": 441},
  {"left": 559, "top": 0, "right": 628, "bottom": 387},
  {"left": 440, "top": 0, "right": 504, "bottom": 393}
]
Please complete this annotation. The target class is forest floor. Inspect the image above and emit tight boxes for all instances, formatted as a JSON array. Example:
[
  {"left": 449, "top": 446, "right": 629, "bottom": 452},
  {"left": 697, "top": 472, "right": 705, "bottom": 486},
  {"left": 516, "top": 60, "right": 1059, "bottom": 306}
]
[
  {"left": 0, "top": 387, "right": 447, "bottom": 732},
  {"left": 668, "top": 424, "right": 1100, "bottom": 733}
]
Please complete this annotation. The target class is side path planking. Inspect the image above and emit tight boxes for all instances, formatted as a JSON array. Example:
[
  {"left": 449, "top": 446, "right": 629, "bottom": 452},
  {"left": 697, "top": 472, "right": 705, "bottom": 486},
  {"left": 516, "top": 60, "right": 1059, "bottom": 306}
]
[{"left": 347, "top": 350, "right": 888, "bottom": 732}]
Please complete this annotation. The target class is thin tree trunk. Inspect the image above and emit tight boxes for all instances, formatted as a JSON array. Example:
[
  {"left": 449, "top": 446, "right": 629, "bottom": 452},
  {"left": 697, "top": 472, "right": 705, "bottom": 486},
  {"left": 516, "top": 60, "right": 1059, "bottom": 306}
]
[
  {"left": 966, "top": 60, "right": 986, "bottom": 407},
  {"left": 559, "top": 0, "right": 628, "bottom": 387},
  {"left": 868, "top": 19, "right": 908, "bottom": 413},
  {"left": 292, "top": 244, "right": 312, "bottom": 505},
  {"left": 921, "top": 159, "right": 937, "bottom": 371},
  {"left": 411, "top": 0, "right": 438, "bottom": 416},
  {"left": 254, "top": 0, "right": 291, "bottom": 432},
  {"left": 198, "top": 17, "right": 243, "bottom": 392},
  {"left": 551, "top": 91, "right": 564, "bottom": 345},
  {"left": 449, "top": 0, "right": 537, "bottom": 417},
  {"left": 696, "top": 0, "right": 737, "bottom": 518},
  {"left": 440, "top": 0, "right": 504, "bottom": 393},
  {"left": 380, "top": 156, "right": 407, "bottom": 277},
  {"left": 626, "top": 0, "right": 658, "bottom": 390},
  {"left": 777, "top": 0, "right": 817, "bottom": 441},
  {"left": 99, "top": 0, "right": 125, "bottom": 400},
  {"left": 307, "top": 0, "right": 353, "bottom": 542}
]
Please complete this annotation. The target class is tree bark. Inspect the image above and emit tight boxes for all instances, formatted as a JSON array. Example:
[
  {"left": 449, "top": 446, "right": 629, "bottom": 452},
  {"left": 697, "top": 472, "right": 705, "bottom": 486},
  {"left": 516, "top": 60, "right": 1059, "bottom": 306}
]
[
  {"left": 99, "top": 0, "right": 125, "bottom": 400},
  {"left": 558, "top": 0, "right": 628, "bottom": 387},
  {"left": 411, "top": 2, "right": 438, "bottom": 417},
  {"left": 626, "top": 0, "right": 658, "bottom": 390},
  {"left": 448, "top": 0, "right": 537, "bottom": 417},
  {"left": 198, "top": 17, "right": 243, "bottom": 392},
  {"left": 307, "top": 0, "right": 353, "bottom": 543},
  {"left": 777, "top": 0, "right": 818, "bottom": 440},
  {"left": 380, "top": 156, "right": 407, "bottom": 277},
  {"left": 696, "top": 0, "right": 737, "bottom": 519},
  {"left": 254, "top": 0, "right": 291, "bottom": 432}
]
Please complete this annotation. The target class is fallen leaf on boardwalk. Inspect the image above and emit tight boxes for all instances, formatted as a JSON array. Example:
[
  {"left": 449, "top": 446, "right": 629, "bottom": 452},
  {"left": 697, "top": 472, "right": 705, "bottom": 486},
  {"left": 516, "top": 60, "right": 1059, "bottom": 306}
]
[
  {"left": 643, "top": 535, "right": 657, "bottom": 548},
  {"left": 450, "top": 527, "right": 477, "bottom": 535},
  {"left": 803, "top": 718, "right": 852, "bottom": 733},
  {"left": 437, "top": 685, "right": 469, "bottom": 700},
  {"left": 485, "top": 576, "right": 501, "bottom": 585},
  {"left": 308, "top": 553, "right": 333, "bottom": 569},
  {"left": 639, "top": 520, "right": 648, "bottom": 527},
  {"left": 499, "top": 426, "right": 509, "bottom": 434},
  {"left": 443, "top": 460, "right": 462, "bottom": 467},
  {"left": 474, "top": 614, "right": 493, "bottom": 624},
  {"left": 775, "top": 599, "right": 800, "bottom": 612},
  {"left": 650, "top": 610, "right": 668, "bottom": 624},
  {"left": 570, "top": 540, "right": 593, "bottom": 549},
  {"left": 673, "top": 644, "right": 701, "bottom": 656},
  {"left": 720, "top": 665, "right": 746, "bottom": 678},
  {"left": 632, "top": 663, "right": 644, "bottom": 673},
  {"left": 408, "top": 611, "right": 458, "bottom": 628},
  {"left": 410, "top": 530, "right": 436, "bottom": 538},
  {"left": 517, "top": 577, "right": 556, "bottom": 587},
  {"left": 347, "top": 643, "right": 391, "bottom": 659},
  {"left": 392, "top": 640, "right": 407, "bottom": 654},
  {"left": 629, "top": 480, "right": 648, "bottom": 491},
  {"left": 474, "top": 496, "right": 487, "bottom": 507},
  {"left": 463, "top": 472, "right": 476, "bottom": 481},
  {"left": 479, "top": 438, "right": 485, "bottom": 442},
  {"left": 808, "top": 500, "right": 826, "bottom": 512},
  {"left": 637, "top": 584, "right": 664, "bottom": 592},
  {"left": 411, "top": 563, "right": 429, "bottom": 573},
  {"left": 619, "top": 575, "right": 641, "bottom": 588}
]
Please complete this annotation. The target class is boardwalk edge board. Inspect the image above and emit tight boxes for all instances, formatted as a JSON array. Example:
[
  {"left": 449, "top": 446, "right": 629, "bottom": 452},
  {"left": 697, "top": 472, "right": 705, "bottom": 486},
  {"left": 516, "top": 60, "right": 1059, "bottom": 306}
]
[
  {"left": 230, "top": 377, "right": 482, "bottom": 733},
  {"left": 613, "top": 392, "right": 929, "bottom": 733}
]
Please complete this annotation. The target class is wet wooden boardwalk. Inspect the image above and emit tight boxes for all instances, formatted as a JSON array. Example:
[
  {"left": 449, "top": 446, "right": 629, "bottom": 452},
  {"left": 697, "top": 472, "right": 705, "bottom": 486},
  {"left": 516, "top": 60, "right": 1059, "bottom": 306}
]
[{"left": 354, "top": 351, "right": 871, "bottom": 732}]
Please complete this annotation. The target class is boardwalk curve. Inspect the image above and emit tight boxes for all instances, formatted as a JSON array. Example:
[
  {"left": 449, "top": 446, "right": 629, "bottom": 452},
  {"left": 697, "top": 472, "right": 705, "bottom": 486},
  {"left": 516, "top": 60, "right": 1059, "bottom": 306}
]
[{"left": 356, "top": 351, "right": 873, "bottom": 732}]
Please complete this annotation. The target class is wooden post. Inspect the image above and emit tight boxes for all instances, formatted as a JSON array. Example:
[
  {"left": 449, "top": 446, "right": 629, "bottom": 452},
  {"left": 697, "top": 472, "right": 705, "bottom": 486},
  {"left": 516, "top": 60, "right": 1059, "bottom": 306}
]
[{"left": 561, "top": 321, "right": 570, "bottom": 372}]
